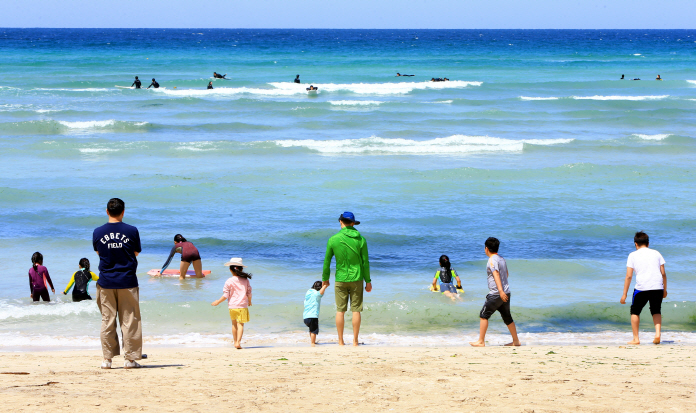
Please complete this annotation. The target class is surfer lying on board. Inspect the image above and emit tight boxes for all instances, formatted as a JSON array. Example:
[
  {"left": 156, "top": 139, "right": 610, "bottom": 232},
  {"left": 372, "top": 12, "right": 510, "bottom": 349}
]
[
  {"left": 207, "top": 81, "right": 213, "bottom": 90},
  {"left": 213, "top": 72, "right": 226, "bottom": 79},
  {"left": 396, "top": 73, "right": 415, "bottom": 77},
  {"left": 147, "top": 78, "right": 160, "bottom": 89},
  {"left": 132, "top": 76, "right": 142, "bottom": 89},
  {"left": 432, "top": 255, "right": 462, "bottom": 301},
  {"left": 431, "top": 78, "right": 449, "bottom": 82},
  {"left": 306, "top": 85, "right": 318, "bottom": 91},
  {"left": 159, "top": 234, "right": 204, "bottom": 279}
]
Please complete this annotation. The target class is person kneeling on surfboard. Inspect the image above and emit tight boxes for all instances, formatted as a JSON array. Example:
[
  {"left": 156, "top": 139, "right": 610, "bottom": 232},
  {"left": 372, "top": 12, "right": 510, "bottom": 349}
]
[
  {"left": 147, "top": 78, "right": 159, "bottom": 89},
  {"left": 159, "top": 234, "right": 204, "bottom": 279},
  {"left": 131, "top": 76, "right": 142, "bottom": 89},
  {"left": 432, "top": 255, "right": 462, "bottom": 301},
  {"left": 213, "top": 72, "right": 226, "bottom": 79}
]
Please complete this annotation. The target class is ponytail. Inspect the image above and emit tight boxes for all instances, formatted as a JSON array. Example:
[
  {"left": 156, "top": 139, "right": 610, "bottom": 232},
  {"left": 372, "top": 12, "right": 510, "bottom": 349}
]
[
  {"left": 439, "top": 254, "right": 451, "bottom": 271},
  {"left": 31, "top": 251, "right": 43, "bottom": 272},
  {"left": 174, "top": 234, "right": 187, "bottom": 243},
  {"left": 230, "top": 265, "right": 252, "bottom": 280},
  {"left": 79, "top": 257, "right": 90, "bottom": 273}
]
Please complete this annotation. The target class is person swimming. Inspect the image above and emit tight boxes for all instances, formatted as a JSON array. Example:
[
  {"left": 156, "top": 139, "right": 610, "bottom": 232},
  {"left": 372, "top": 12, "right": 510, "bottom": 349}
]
[
  {"left": 396, "top": 73, "right": 415, "bottom": 77},
  {"left": 656, "top": 74, "right": 662, "bottom": 80},
  {"left": 306, "top": 85, "right": 318, "bottom": 91},
  {"left": 294, "top": 75, "right": 301, "bottom": 84},
  {"left": 147, "top": 78, "right": 160, "bottom": 89},
  {"left": 160, "top": 234, "right": 204, "bottom": 279},
  {"left": 213, "top": 72, "right": 227, "bottom": 79},
  {"left": 207, "top": 81, "right": 213, "bottom": 90},
  {"left": 431, "top": 78, "right": 445, "bottom": 82},
  {"left": 63, "top": 258, "right": 98, "bottom": 302},
  {"left": 131, "top": 76, "right": 142, "bottom": 89},
  {"left": 621, "top": 74, "right": 625, "bottom": 79},
  {"left": 632, "top": 78, "right": 641, "bottom": 81}
]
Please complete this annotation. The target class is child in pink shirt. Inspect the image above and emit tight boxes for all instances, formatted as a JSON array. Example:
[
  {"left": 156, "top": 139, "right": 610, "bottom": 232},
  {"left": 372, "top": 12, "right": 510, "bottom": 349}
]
[{"left": 212, "top": 258, "right": 252, "bottom": 349}]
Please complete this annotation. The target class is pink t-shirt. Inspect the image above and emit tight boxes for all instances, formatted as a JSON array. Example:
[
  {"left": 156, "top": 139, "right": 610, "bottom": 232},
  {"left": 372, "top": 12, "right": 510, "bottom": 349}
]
[{"left": 223, "top": 276, "right": 252, "bottom": 309}]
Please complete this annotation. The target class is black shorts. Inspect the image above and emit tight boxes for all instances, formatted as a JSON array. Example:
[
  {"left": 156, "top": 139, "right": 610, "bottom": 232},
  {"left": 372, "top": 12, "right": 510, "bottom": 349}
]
[
  {"left": 32, "top": 290, "right": 50, "bottom": 302},
  {"left": 181, "top": 252, "right": 201, "bottom": 263},
  {"left": 479, "top": 293, "right": 513, "bottom": 325},
  {"left": 72, "top": 291, "right": 92, "bottom": 302},
  {"left": 630, "top": 289, "right": 663, "bottom": 316},
  {"left": 304, "top": 318, "right": 319, "bottom": 335}
]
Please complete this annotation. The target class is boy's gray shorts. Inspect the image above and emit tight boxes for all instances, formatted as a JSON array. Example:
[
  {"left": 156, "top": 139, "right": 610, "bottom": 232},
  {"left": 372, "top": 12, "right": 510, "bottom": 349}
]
[{"left": 479, "top": 293, "right": 513, "bottom": 325}]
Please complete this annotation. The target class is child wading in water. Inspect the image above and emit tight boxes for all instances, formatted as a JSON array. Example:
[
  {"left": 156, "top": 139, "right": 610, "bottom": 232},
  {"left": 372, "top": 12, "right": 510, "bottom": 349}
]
[
  {"left": 212, "top": 258, "right": 252, "bottom": 349},
  {"left": 470, "top": 237, "right": 521, "bottom": 347},
  {"left": 28, "top": 252, "right": 55, "bottom": 302},
  {"left": 620, "top": 231, "right": 667, "bottom": 345},
  {"left": 63, "top": 258, "right": 99, "bottom": 302},
  {"left": 303, "top": 281, "right": 328, "bottom": 346},
  {"left": 432, "top": 254, "right": 462, "bottom": 301}
]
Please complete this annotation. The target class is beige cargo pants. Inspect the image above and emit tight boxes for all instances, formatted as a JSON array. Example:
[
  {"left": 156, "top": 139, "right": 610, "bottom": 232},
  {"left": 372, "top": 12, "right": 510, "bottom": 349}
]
[{"left": 96, "top": 285, "right": 142, "bottom": 360}]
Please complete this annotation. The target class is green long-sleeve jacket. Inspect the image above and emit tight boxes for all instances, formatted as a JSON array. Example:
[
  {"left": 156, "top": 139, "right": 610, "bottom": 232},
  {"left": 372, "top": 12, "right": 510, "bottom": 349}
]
[{"left": 322, "top": 226, "right": 371, "bottom": 283}]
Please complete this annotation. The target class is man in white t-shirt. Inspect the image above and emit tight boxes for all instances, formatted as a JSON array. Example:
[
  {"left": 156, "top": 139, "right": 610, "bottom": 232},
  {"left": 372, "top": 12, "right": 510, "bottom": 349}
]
[{"left": 620, "top": 231, "right": 668, "bottom": 345}]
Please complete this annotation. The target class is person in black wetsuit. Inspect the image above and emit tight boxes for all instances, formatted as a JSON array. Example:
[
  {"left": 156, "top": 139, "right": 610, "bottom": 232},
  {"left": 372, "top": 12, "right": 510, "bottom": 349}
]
[
  {"left": 396, "top": 73, "right": 414, "bottom": 77},
  {"left": 132, "top": 76, "right": 142, "bottom": 89},
  {"left": 147, "top": 78, "right": 160, "bottom": 89},
  {"left": 207, "top": 81, "right": 214, "bottom": 90},
  {"left": 213, "top": 72, "right": 226, "bottom": 79},
  {"left": 63, "top": 258, "right": 99, "bottom": 302},
  {"left": 621, "top": 74, "right": 625, "bottom": 79},
  {"left": 294, "top": 75, "right": 301, "bottom": 84},
  {"left": 306, "top": 85, "right": 318, "bottom": 91}
]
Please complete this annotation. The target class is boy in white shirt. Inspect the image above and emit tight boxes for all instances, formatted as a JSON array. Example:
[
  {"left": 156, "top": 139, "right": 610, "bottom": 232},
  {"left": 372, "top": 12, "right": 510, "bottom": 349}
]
[{"left": 620, "top": 231, "right": 668, "bottom": 345}]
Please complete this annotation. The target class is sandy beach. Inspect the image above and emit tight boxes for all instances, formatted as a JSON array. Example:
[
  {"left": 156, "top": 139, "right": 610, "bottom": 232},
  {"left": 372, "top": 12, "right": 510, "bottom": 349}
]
[{"left": 1, "top": 345, "right": 693, "bottom": 412}]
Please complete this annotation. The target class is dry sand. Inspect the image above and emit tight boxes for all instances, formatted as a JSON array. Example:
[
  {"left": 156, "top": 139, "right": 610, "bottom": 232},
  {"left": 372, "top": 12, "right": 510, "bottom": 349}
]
[{"left": 0, "top": 345, "right": 694, "bottom": 412}]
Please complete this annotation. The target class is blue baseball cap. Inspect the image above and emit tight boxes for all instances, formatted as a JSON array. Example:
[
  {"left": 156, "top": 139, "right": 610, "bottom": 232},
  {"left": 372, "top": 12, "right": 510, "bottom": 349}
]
[{"left": 339, "top": 211, "right": 360, "bottom": 225}]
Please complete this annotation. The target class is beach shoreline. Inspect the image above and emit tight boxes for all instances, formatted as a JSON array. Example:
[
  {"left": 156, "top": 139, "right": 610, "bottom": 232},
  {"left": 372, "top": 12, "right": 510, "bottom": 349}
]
[{"left": 1, "top": 345, "right": 693, "bottom": 412}]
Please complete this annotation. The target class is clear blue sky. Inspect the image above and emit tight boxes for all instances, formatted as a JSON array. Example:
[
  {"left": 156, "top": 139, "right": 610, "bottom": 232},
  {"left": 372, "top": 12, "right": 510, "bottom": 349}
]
[{"left": 2, "top": 0, "right": 695, "bottom": 29}]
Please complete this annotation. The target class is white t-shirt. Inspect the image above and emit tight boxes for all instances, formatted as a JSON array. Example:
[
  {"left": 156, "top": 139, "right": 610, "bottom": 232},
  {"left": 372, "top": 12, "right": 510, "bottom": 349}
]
[{"left": 626, "top": 248, "right": 665, "bottom": 291}]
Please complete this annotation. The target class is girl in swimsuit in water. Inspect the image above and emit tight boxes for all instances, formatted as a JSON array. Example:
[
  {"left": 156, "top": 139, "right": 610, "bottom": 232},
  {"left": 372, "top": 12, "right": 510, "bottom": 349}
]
[{"left": 161, "top": 234, "right": 204, "bottom": 279}]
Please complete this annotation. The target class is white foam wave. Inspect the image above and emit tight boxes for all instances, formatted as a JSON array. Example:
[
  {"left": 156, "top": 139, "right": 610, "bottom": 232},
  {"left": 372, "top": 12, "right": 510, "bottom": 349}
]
[
  {"left": 0, "top": 301, "right": 99, "bottom": 321},
  {"left": 428, "top": 100, "right": 453, "bottom": 104},
  {"left": 58, "top": 120, "right": 116, "bottom": 129},
  {"left": 633, "top": 134, "right": 671, "bottom": 141},
  {"left": 78, "top": 148, "right": 119, "bottom": 154},
  {"left": 155, "top": 87, "right": 296, "bottom": 97},
  {"left": 520, "top": 96, "right": 560, "bottom": 101},
  {"left": 35, "top": 109, "right": 59, "bottom": 113},
  {"left": 273, "top": 135, "right": 573, "bottom": 155},
  {"left": 687, "top": 80, "right": 696, "bottom": 85},
  {"left": 34, "top": 88, "right": 113, "bottom": 92},
  {"left": 269, "top": 80, "right": 482, "bottom": 95},
  {"left": 329, "top": 100, "right": 383, "bottom": 106},
  {"left": 1, "top": 330, "right": 694, "bottom": 350},
  {"left": 572, "top": 95, "right": 668, "bottom": 101}
]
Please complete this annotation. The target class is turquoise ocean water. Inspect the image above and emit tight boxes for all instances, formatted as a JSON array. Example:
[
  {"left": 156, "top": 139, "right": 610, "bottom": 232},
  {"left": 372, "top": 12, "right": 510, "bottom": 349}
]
[{"left": 1, "top": 29, "right": 695, "bottom": 349}]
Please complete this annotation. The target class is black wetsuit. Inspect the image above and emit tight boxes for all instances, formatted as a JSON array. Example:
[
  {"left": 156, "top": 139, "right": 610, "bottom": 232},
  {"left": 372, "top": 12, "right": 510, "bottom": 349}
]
[
  {"left": 148, "top": 80, "right": 160, "bottom": 89},
  {"left": 294, "top": 77, "right": 301, "bottom": 84},
  {"left": 214, "top": 73, "right": 226, "bottom": 79},
  {"left": 132, "top": 79, "right": 142, "bottom": 89},
  {"left": 207, "top": 84, "right": 213, "bottom": 90},
  {"left": 67, "top": 270, "right": 96, "bottom": 302}
]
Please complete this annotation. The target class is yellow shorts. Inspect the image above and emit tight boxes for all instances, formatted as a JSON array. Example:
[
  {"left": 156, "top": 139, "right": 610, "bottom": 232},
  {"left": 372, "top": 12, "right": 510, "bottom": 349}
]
[{"left": 229, "top": 308, "right": 250, "bottom": 323}]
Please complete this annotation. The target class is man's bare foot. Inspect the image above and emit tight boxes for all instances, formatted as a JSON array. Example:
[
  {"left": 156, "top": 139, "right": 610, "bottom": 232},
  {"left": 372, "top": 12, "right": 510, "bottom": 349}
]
[
  {"left": 653, "top": 336, "right": 661, "bottom": 344},
  {"left": 338, "top": 340, "right": 345, "bottom": 346},
  {"left": 311, "top": 343, "right": 316, "bottom": 347},
  {"left": 627, "top": 339, "right": 640, "bottom": 345},
  {"left": 469, "top": 341, "right": 485, "bottom": 347},
  {"left": 504, "top": 341, "right": 521, "bottom": 346},
  {"left": 235, "top": 344, "right": 243, "bottom": 349},
  {"left": 353, "top": 341, "right": 360, "bottom": 347}
]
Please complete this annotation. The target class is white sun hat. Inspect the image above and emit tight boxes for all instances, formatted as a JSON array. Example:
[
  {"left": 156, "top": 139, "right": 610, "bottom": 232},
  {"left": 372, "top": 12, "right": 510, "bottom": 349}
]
[{"left": 223, "top": 257, "right": 245, "bottom": 267}]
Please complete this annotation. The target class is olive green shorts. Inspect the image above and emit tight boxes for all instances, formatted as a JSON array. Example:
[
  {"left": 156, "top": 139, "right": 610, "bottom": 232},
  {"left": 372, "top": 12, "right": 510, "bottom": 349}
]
[{"left": 335, "top": 280, "right": 364, "bottom": 312}]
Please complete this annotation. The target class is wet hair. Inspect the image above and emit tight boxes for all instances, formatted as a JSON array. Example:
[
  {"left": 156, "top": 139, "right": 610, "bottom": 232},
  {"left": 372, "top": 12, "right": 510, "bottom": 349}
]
[
  {"left": 229, "top": 265, "right": 252, "bottom": 279},
  {"left": 79, "top": 257, "right": 90, "bottom": 272},
  {"left": 439, "top": 255, "right": 451, "bottom": 270},
  {"left": 312, "top": 281, "right": 323, "bottom": 291},
  {"left": 135, "top": 76, "right": 139, "bottom": 79},
  {"left": 107, "top": 198, "right": 125, "bottom": 217},
  {"left": 31, "top": 252, "right": 43, "bottom": 272},
  {"left": 152, "top": 78, "right": 155, "bottom": 81},
  {"left": 174, "top": 234, "right": 187, "bottom": 243},
  {"left": 485, "top": 237, "right": 500, "bottom": 253},
  {"left": 634, "top": 231, "right": 649, "bottom": 247}
]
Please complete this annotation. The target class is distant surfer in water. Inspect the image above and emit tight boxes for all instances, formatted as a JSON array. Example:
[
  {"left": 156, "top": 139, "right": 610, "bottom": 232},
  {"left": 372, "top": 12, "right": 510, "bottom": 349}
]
[
  {"left": 294, "top": 75, "right": 301, "bottom": 84},
  {"left": 160, "top": 234, "right": 204, "bottom": 279},
  {"left": 632, "top": 78, "right": 641, "bottom": 81},
  {"left": 147, "top": 78, "right": 160, "bottom": 89},
  {"left": 621, "top": 74, "right": 625, "bottom": 79},
  {"left": 213, "top": 72, "right": 226, "bottom": 79},
  {"left": 306, "top": 85, "right": 318, "bottom": 91},
  {"left": 656, "top": 74, "right": 662, "bottom": 80},
  {"left": 396, "top": 73, "right": 414, "bottom": 77},
  {"left": 207, "top": 81, "right": 214, "bottom": 89},
  {"left": 431, "top": 78, "right": 445, "bottom": 82},
  {"left": 132, "top": 76, "right": 142, "bottom": 89}
]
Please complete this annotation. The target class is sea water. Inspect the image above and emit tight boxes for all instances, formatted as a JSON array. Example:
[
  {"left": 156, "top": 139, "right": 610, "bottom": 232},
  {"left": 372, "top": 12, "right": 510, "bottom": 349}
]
[{"left": 1, "top": 29, "right": 695, "bottom": 350}]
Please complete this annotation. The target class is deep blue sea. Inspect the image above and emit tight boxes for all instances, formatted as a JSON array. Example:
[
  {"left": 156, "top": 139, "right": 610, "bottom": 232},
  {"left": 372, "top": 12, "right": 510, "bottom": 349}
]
[{"left": 1, "top": 29, "right": 695, "bottom": 349}]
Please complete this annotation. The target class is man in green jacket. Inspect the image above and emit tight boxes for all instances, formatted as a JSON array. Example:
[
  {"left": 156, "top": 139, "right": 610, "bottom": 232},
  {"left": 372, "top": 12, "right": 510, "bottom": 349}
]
[{"left": 322, "top": 211, "right": 372, "bottom": 346}]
